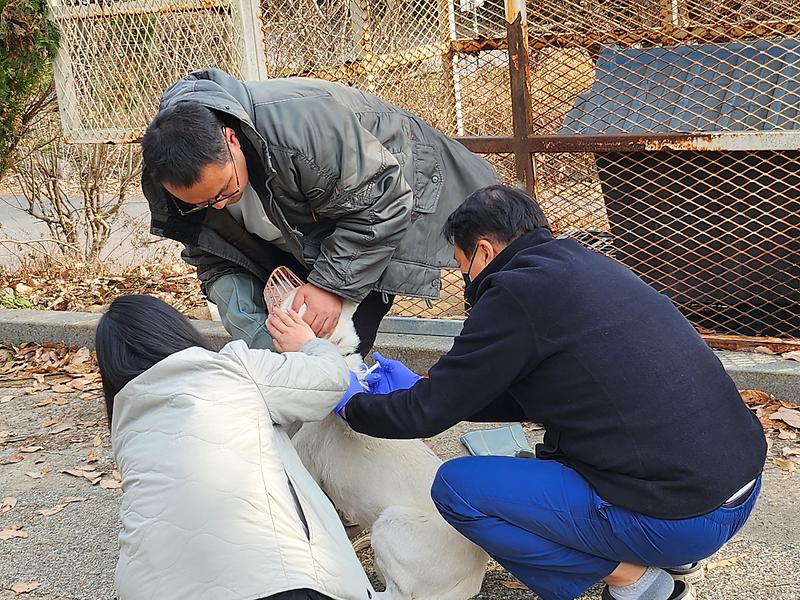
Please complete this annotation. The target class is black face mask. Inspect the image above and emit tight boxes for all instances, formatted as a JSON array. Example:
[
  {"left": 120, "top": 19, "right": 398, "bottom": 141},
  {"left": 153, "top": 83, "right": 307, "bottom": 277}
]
[{"left": 461, "top": 245, "right": 479, "bottom": 288}]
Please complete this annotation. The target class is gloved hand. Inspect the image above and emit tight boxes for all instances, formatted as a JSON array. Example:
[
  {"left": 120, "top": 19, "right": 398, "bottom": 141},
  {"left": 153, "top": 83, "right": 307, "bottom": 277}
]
[
  {"left": 333, "top": 370, "right": 367, "bottom": 419},
  {"left": 364, "top": 352, "right": 422, "bottom": 394}
]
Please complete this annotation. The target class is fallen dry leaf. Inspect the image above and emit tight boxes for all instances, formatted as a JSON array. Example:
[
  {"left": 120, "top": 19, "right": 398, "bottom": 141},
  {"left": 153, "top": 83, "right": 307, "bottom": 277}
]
[
  {"left": 780, "top": 399, "right": 800, "bottom": 410},
  {"left": 706, "top": 554, "right": 745, "bottom": 571},
  {"left": 100, "top": 478, "right": 122, "bottom": 490},
  {"left": 1, "top": 497, "right": 17, "bottom": 513},
  {"left": 37, "top": 504, "right": 65, "bottom": 517},
  {"left": 782, "top": 351, "right": 800, "bottom": 362},
  {"left": 769, "top": 407, "right": 800, "bottom": 429},
  {"left": 25, "top": 471, "right": 44, "bottom": 479},
  {"left": 772, "top": 457, "right": 797, "bottom": 472},
  {"left": 18, "top": 446, "right": 42, "bottom": 454},
  {"left": 41, "top": 416, "right": 63, "bottom": 428},
  {"left": 500, "top": 580, "right": 529, "bottom": 590},
  {"left": 54, "top": 397, "right": 68, "bottom": 406},
  {"left": 49, "top": 422, "right": 75, "bottom": 435},
  {"left": 86, "top": 449, "right": 99, "bottom": 463},
  {"left": 0, "top": 395, "right": 13, "bottom": 404},
  {"left": 0, "top": 454, "right": 24, "bottom": 465},
  {"left": 63, "top": 468, "right": 88, "bottom": 478},
  {"left": 63, "top": 468, "right": 103, "bottom": 483},
  {"left": 63, "top": 496, "right": 87, "bottom": 504},
  {"left": 51, "top": 384, "right": 73, "bottom": 394},
  {"left": 739, "top": 389, "right": 772, "bottom": 406},
  {"left": 9, "top": 581, "right": 41, "bottom": 594},
  {"left": 782, "top": 447, "right": 800, "bottom": 458},
  {"left": 778, "top": 429, "right": 798, "bottom": 440},
  {"left": 753, "top": 346, "right": 777, "bottom": 355},
  {"left": 70, "top": 347, "right": 91, "bottom": 365},
  {"left": 34, "top": 399, "right": 52, "bottom": 407},
  {"left": 0, "top": 527, "right": 28, "bottom": 541},
  {"left": 112, "top": 469, "right": 122, "bottom": 482},
  {"left": 92, "top": 434, "right": 102, "bottom": 447}
]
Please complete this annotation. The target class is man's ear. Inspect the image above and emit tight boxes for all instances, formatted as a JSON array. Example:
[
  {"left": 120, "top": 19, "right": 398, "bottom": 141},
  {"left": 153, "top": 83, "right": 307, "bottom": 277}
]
[
  {"left": 476, "top": 238, "right": 495, "bottom": 263},
  {"left": 225, "top": 127, "right": 240, "bottom": 148}
]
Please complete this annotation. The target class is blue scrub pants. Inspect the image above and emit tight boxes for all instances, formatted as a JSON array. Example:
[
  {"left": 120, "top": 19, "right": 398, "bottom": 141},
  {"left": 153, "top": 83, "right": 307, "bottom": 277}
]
[{"left": 431, "top": 456, "right": 760, "bottom": 600}]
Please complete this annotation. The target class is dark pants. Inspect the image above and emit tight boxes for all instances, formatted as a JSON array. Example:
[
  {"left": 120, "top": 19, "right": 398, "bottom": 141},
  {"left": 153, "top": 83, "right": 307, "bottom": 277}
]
[
  {"left": 351, "top": 290, "right": 395, "bottom": 356},
  {"left": 259, "top": 590, "right": 335, "bottom": 600}
]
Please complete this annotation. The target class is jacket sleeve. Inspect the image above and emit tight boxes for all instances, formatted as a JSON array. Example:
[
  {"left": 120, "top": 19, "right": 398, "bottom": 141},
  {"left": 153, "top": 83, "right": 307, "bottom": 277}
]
[
  {"left": 279, "top": 97, "right": 413, "bottom": 302},
  {"left": 241, "top": 339, "right": 351, "bottom": 426},
  {"left": 345, "top": 284, "right": 540, "bottom": 439}
]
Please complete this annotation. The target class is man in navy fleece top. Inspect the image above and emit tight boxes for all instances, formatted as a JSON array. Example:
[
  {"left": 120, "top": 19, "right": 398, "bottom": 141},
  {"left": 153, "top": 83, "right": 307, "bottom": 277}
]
[{"left": 338, "top": 185, "right": 766, "bottom": 600}]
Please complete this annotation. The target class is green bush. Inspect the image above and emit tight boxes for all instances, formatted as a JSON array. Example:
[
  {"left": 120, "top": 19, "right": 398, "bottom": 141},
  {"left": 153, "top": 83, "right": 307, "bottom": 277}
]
[{"left": 0, "top": 0, "right": 58, "bottom": 178}]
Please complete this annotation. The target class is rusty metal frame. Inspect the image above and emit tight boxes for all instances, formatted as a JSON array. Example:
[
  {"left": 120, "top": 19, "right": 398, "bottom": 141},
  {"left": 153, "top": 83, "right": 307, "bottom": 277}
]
[{"left": 458, "top": 131, "right": 800, "bottom": 155}]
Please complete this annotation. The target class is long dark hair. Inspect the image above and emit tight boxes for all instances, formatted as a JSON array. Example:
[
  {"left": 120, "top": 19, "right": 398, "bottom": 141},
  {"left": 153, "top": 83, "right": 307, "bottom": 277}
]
[{"left": 95, "top": 294, "right": 212, "bottom": 425}]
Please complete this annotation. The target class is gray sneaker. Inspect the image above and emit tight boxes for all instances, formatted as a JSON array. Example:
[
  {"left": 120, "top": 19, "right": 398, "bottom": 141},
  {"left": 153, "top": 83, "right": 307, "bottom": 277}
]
[{"left": 665, "top": 562, "right": 705, "bottom": 585}]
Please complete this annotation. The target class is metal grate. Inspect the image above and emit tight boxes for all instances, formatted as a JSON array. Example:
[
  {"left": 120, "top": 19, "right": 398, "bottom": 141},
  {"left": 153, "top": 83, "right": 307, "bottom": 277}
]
[{"left": 521, "top": 0, "right": 800, "bottom": 339}]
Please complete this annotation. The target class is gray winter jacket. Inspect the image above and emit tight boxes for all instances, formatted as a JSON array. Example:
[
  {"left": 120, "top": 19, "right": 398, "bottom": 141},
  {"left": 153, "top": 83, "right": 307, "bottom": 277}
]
[{"left": 143, "top": 69, "right": 499, "bottom": 303}]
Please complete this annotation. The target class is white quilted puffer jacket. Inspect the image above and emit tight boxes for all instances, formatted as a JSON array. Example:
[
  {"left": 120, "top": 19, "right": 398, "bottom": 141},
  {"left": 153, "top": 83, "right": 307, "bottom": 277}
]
[{"left": 111, "top": 338, "right": 374, "bottom": 600}]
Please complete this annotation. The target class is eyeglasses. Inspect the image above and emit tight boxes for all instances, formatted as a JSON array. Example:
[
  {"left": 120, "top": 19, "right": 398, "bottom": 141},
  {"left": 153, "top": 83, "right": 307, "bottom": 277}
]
[{"left": 173, "top": 127, "right": 240, "bottom": 216}]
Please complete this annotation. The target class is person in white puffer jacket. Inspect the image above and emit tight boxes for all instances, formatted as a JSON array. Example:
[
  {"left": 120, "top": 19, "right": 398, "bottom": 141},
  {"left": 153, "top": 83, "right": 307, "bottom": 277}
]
[{"left": 95, "top": 294, "right": 374, "bottom": 600}]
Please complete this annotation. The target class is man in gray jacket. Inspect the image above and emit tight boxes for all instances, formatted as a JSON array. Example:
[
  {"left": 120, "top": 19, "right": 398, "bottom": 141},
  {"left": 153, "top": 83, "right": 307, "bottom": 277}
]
[{"left": 141, "top": 69, "right": 499, "bottom": 353}]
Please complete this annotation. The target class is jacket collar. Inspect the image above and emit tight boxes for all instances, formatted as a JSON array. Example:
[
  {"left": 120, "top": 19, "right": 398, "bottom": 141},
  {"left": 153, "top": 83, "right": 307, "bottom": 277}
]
[{"left": 465, "top": 228, "right": 554, "bottom": 305}]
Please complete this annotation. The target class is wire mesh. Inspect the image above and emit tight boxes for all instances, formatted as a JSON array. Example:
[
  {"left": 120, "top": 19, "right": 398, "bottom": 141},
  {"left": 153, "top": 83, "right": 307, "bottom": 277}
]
[
  {"left": 525, "top": 0, "right": 800, "bottom": 338},
  {"left": 46, "top": 0, "right": 800, "bottom": 338},
  {"left": 48, "top": 0, "right": 247, "bottom": 142}
]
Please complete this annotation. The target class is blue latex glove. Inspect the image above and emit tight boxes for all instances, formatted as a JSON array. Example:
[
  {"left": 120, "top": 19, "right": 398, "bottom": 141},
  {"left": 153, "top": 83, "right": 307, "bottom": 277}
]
[
  {"left": 333, "top": 370, "right": 366, "bottom": 419},
  {"left": 364, "top": 352, "right": 422, "bottom": 394}
]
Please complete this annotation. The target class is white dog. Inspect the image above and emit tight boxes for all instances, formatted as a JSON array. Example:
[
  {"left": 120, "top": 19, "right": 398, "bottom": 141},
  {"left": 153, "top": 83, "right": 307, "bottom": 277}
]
[{"left": 283, "top": 290, "right": 489, "bottom": 600}]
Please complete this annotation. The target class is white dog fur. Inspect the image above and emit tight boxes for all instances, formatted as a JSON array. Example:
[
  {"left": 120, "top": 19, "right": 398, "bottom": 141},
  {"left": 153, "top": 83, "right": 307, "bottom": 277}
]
[{"left": 283, "top": 291, "right": 489, "bottom": 600}]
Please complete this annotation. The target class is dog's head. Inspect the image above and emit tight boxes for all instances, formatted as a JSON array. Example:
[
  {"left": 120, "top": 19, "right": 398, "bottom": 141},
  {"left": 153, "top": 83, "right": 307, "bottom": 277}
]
[{"left": 265, "top": 267, "right": 362, "bottom": 365}]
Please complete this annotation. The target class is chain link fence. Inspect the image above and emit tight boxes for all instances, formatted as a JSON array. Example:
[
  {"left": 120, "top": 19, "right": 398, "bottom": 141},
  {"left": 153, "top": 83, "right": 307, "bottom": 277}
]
[{"left": 46, "top": 0, "right": 800, "bottom": 338}]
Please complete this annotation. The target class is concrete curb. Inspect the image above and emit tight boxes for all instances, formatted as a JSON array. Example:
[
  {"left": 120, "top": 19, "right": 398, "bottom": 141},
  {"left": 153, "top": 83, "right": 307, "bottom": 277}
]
[{"left": 1, "top": 308, "right": 798, "bottom": 401}]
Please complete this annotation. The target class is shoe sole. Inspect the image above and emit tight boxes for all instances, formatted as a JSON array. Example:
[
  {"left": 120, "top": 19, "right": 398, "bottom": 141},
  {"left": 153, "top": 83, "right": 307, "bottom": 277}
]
[
  {"left": 675, "top": 582, "right": 697, "bottom": 600},
  {"left": 668, "top": 567, "right": 705, "bottom": 585}
]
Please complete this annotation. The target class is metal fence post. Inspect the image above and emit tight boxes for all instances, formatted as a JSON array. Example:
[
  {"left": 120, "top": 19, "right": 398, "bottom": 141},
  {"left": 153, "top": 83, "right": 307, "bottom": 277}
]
[
  {"left": 232, "top": 0, "right": 268, "bottom": 81},
  {"left": 504, "top": 0, "right": 536, "bottom": 195}
]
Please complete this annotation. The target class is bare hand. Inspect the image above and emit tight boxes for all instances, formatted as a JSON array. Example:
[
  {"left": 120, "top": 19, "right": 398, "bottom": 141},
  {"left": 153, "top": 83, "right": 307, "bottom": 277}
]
[
  {"left": 266, "top": 307, "right": 316, "bottom": 352},
  {"left": 291, "top": 283, "right": 343, "bottom": 339}
]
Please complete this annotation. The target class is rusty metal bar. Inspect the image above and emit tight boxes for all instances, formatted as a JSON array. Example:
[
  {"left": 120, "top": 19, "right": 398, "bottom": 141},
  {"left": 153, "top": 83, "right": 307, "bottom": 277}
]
[
  {"left": 446, "top": 20, "right": 800, "bottom": 55},
  {"left": 702, "top": 334, "right": 800, "bottom": 354},
  {"left": 505, "top": 0, "right": 535, "bottom": 193},
  {"left": 457, "top": 131, "right": 800, "bottom": 154},
  {"left": 527, "top": 22, "right": 800, "bottom": 50}
]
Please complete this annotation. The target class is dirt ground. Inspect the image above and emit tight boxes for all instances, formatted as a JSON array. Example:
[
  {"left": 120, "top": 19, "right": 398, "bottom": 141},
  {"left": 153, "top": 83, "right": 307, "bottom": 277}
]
[{"left": 1, "top": 372, "right": 799, "bottom": 599}]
